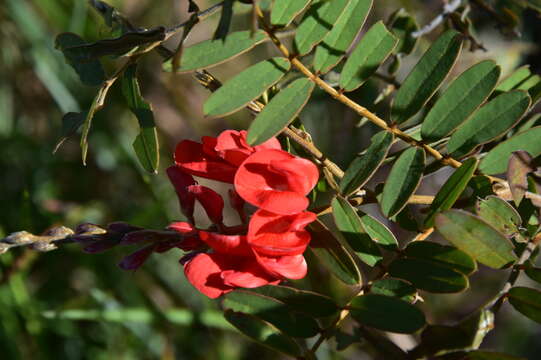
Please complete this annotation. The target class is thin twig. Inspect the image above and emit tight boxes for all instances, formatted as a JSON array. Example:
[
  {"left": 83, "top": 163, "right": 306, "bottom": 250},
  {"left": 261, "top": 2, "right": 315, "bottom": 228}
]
[{"left": 412, "top": 0, "right": 462, "bottom": 38}]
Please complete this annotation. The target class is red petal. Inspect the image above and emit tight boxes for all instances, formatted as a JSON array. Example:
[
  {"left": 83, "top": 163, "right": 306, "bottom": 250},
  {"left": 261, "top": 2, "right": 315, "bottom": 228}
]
[
  {"left": 269, "top": 157, "right": 319, "bottom": 194},
  {"left": 183, "top": 253, "right": 233, "bottom": 298},
  {"left": 215, "top": 130, "right": 253, "bottom": 166},
  {"left": 221, "top": 257, "right": 280, "bottom": 288},
  {"left": 167, "top": 221, "right": 196, "bottom": 235},
  {"left": 188, "top": 185, "right": 224, "bottom": 224},
  {"left": 166, "top": 166, "right": 196, "bottom": 218},
  {"left": 199, "top": 231, "right": 252, "bottom": 256},
  {"left": 254, "top": 253, "right": 308, "bottom": 280},
  {"left": 239, "top": 130, "right": 281, "bottom": 152}
]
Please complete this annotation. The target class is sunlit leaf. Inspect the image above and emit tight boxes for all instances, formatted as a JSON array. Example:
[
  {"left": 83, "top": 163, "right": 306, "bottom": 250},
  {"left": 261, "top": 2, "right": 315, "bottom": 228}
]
[
  {"left": 404, "top": 241, "right": 477, "bottom": 275},
  {"left": 435, "top": 210, "right": 517, "bottom": 269},
  {"left": 358, "top": 212, "right": 398, "bottom": 250},
  {"left": 508, "top": 287, "right": 541, "bottom": 324},
  {"left": 204, "top": 57, "right": 290, "bottom": 117},
  {"left": 247, "top": 78, "right": 314, "bottom": 145},
  {"left": 270, "top": 0, "right": 311, "bottom": 27},
  {"left": 391, "top": 30, "right": 462, "bottom": 124},
  {"left": 421, "top": 61, "right": 500, "bottom": 142},
  {"left": 313, "top": 0, "right": 373, "bottom": 74},
  {"left": 294, "top": 0, "right": 349, "bottom": 55},
  {"left": 350, "top": 294, "right": 426, "bottom": 333},
  {"left": 447, "top": 90, "right": 531, "bottom": 158},
  {"left": 370, "top": 278, "right": 417, "bottom": 302},
  {"left": 475, "top": 196, "right": 521, "bottom": 237},
  {"left": 381, "top": 147, "right": 425, "bottom": 217},
  {"left": 494, "top": 65, "right": 531, "bottom": 94}
]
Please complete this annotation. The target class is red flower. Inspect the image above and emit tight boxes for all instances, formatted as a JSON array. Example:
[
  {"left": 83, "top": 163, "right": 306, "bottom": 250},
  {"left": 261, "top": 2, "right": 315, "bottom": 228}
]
[
  {"left": 254, "top": 252, "right": 308, "bottom": 280},
  {"left": 234, "top": 149, "right": 319, "bottom": 215},
  {"left": 166, "top": 166, "right": 196, "bottom": 221},
  {"left": 187, "top": 185, "right": 224, "bottom": 225},
  {"left": 175, "top": 130, "right": 281, "bottom": 183}
]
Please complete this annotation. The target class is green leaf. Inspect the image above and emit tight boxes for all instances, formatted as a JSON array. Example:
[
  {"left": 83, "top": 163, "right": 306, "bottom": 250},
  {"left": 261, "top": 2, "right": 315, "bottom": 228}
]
[
  {"left": 479, "top": 126, "right": 541, "bottom": 174},
  {"left": 246, "top": 285, "right": 338, "bottom": 318},
  {"left": 475, "top": 196, "right": 521, "bottom": 237},
  {"left": 350, "top": 294, "right": 426, "bottom": 333},
  {"left": 122, "top": 64, "right": 159, "bottom": 173},
  {"left": 424, "top": 158, "right": 478, "bottom": 228},
  {"left": 405, "top": 241, "right": 477, "bottom": 275},
  {"left": 495, "top": 66, "right": 531, "bottom": 93},
  {"left": 524, "top": 264, "right": 541, "bottom": 284},
  {"left": 204, "top": 58, "right": 290, "bottom": 117},
  {"left": 213, "top": 0, "right": 233, "bottom": 40},
  {"left": 332, "top": 196, "right": 383, "bottom": 266},
  {"left": 53, "top": 111, "right": 87, "bottom": 153},
  {"left": 381, "top": 147, "right": 426, "bottom": 217},
  {"left": 358, "top": 212, "right": 398, "bottom": 250},
  {"left": 63, "top": 27, "right": 166, "bottom": 62},
  {"left": 313, "top": 0, "right": 373, "bottom": 74},
  {"left": 224, "top": 310, "right": 302, "bottom": 356},
  {"left": 309, "top": 219, "right": 362, "bottom": 285},
  {"left": 508, "top": 287, "right": 541, "bottom": 324},
  {"left": 271, "top": 0, "right": 311, "bottom": 27},
  {"left": 340, "top": 131, "right": 394, "bottom": 196},
  {"left": 223, "top": 290, "right": 320, "bottom": 338},
  {"left": 421, "top": 61, "right": 501, "bottom": 142},
  {"left": 163, "top": 30, "right": 267, "bottom": 73},
  {"left": 370, "top": 278, "right": 417, "bottom": 302},
  {"left": 389, "top": 258, "right": 469, "bottom": 293},
  {"left": 55, "top": 32, "right": 106, "bottom": 86},
  {"left": 247, "top": 78, "right": 314, "bottom": 145},
  {"left": 447, "top": 90, "right": 531, "bottom": 158},
  {"left": 435, "top": 351, "right": 526, "bottom": 360},
  {"left": 388, "top": 8, "right": 419, "bottom": 55},
  {"left": 339, "top": 21, "right": 398, "bottom": 92},
  {"left": 294, "top": 0, "right": 349, "bottom": 55},
  {"left": 391, "top": 30, "right": 462, "bottom": 124},
  {"left": 435, "top": 210, "right": 517, "bottom": 269}
]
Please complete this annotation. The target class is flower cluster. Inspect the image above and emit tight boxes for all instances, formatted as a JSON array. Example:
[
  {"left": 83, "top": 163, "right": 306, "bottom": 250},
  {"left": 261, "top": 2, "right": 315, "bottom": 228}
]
[{"left": 166, "top": 130, "right": 320, "bottom": 298}]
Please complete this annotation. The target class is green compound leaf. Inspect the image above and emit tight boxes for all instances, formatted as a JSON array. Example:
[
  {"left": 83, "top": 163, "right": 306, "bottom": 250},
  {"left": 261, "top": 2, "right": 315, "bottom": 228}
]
[
  {"left": 340, "top": 131, "right": 394, "bottom": 196},
  {"left": 388, "top": 258, "right": 469, "bottom": 293},
  {"left": 508, "top": 287, "right": 541, "bottom": 324},
  {"left": 479, "top": 126, "right": 541, "bottom": 174},
  {"left": 475, "top": 196, "right": 521, "bottom": 237},
  {"left": 421, "top": 61, "right": 501, "bottom": 142},
  {"left": 447, "top": 90, "right": 531, "bottom": 158},
  {"left": 294, "top": 0, "right": 349, "bottom": 55},
  {"left": 204, "top": 57, "right": 290, "bottom": 117},
  {"left": 163, "top": 30, "right": 267, "bottom": 73},
  {"left": 370, "top": 278, "right": 417, "bottom": 302},
  {"left": 246, "top": 285, "right": 339, "bottom": 318},
  {"left": 224, "top": 310, "right": 302, "bottom": 357},
  {"left": 271, "top": 0, "right": 311, "bottom": 27},
  {"left": 435, "top": 210, "right": 517, "bottom": 269},
  {"left": 247, "top": 78, "right": 314, "bottom": 145},
  {"left": 424, "top": 157, "right": 478, "bottom": 228},
  {"left": 388, "top": 8, "right": 419, "bottom": 55},
  {"left": 309, "top": 219, "right": 362, "bottom": 285},
  {"left": 391, "top": 30, "right": 462, "bottom": 124},
  {"left": 381, "top": 147, "right": 426, "bottom": 217},
  {"left": 350, "top": 294, "right": 426, "bottom": 334},
  {"left": 122, "top": 64, "right": 159, "bottom": 173},
  {"left": 404, "top": 241, "right": 477, "bottom": 275},
  {"left": 339, "top": 21, "right": 398, "bottom": 92},
  {"left": 313, "top": 0, "right": 373, "bottom": 74},
  {"left": 358, "top": 212, "right": 398, "bottom": 250},
  {"left": 332, "top": 197, "right": 383, "bottom": 266},
  {"left": 223, "top": 290, "right": 320, "bottom": 338}
]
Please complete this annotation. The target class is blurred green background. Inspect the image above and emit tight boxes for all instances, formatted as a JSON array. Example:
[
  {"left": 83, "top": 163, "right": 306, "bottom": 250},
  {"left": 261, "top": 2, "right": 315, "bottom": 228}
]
[{"left": 1, "top": 0, "right": 541, "bottom": 359}]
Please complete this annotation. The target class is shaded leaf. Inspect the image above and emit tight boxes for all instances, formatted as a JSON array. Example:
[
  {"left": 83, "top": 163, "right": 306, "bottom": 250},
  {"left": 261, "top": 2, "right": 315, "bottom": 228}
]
[
  {"left": 421, "top": 61, "right": 500, "bottom": 142},
  {"left": 339, "top": 21, "right": 397, "bottom": 92},
  {"left": 447, "top": 90, "right": 531, "bottom": 158},
  {"left": 405, "top": 241, "right": 477, "bottom": 275},
  {"left": 223, "top": 290, "right": 320, "bottom": 338},
  {"left": 350, "top": 294, "right": 426, "bottom": 334},
  {"left": 204, "top": 57, "right": 290, "bottom": 117},
  {"left": 358, "top": 212, "right": 398, "bottom": 250},
  {"left": 308, "top": 219, "right": 362, "bottom": 285},
  {"left": 340, "top": 131, "right": 394, "bottom": 196},
  {"left": 388, "top": 258, "right": 469, "bottom": 293},
  {"left": 332, "top": 196, "right": 383, "bottom": 266},
  {"left": 381, "top": 147, "right": 426, "bottom": 217},
  {"left": 435, "top": 210, "right": 517, "bottom": 269},
  {"left": 424, "top": 158, "right": 478, "bottom": 228},
  {"left": 294, "top": 0, "right": 349, "bottom": 55},
  {"left": 391, "top": 30, "right": 462, "bottom": 124},
  {"left": 476, "top": 196, "right": 521, "bottom": 237},
  {"left": 53, "top": 111, "right": 87, "bottom": 153},
  {"left": 507, "top": 151, "right": 535, "bottom": 206},
  {"left": 163, "top": 30, "right": 267, "bottom": 73},
  {"left": 224, "top": 310, "right": 302, "bottom": 356},
  {"left": 313, "top": 0, "right": 373, "bottom": 74},
  {"left": 271, "top": 0, "right": 311, "bottom": 27},
  {"left": 370, "top": 278, "right": 417, "bottom": 302},
  {"left": 479, "top": 126, "right": 541, "bottom": 174},
  {"left": 247, "top": 78, "right": 314, "bottom": 145},
  {"left": 213, "top": 0, "right": 233, "bottom": 40},
  {"left": 388, "top": 8, "right": 419, "bottom": 55},
  {"left": 524, "top": 264, "right": 541, "bottom": 284},
  {"left": 508, "top": 286, "right": 541, "bottom": 324},
  {"left": 435, "top": 351, "right": 526, "bottom": 360}
]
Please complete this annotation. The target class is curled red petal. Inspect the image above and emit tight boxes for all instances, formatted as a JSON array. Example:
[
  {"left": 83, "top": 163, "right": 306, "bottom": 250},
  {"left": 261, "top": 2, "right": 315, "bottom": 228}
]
[
  {"left": 167, "top": 221, "right": 196, "bottom": 235},
  {"left": 221, "top": 258, "right": 279, "bottom": 288},
  {"left": 215, "top": 130, "right": 253, "bottom": 166},
  {"left": 239, "top": 130, "right": 281, "bottom": 152},
  {"left": 188, "top": 185, "right": 224, "bottom": 224},
  {"left": 254, "top": 252, "right": 308, "bottom": 280},
  {"left": 183, "top": 253, "right": 233, "bottom": 298},
  {"left": 199, "top": 231, "right": 252, "bottom": 256}
]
